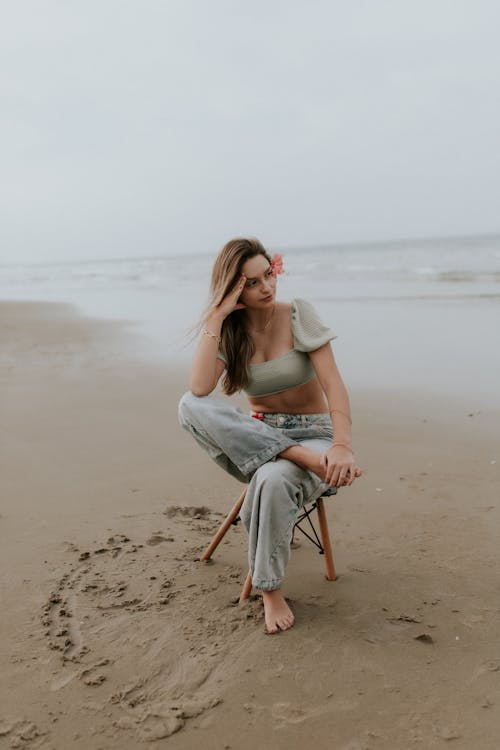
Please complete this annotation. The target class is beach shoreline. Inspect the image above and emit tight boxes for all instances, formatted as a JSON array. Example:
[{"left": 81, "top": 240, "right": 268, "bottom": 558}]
[{"left": 1, "top": 300, "right": 499, "bottom": 749}]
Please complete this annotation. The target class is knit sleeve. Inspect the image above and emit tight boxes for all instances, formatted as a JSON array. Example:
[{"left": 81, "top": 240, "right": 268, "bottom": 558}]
[{"left": 291, "top": 298, "right": 337, "bottom": 352}]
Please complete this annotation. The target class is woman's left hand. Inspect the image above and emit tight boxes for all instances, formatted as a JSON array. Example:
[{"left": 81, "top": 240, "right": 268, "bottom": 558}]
[{"left": 320, "top": 445, "right": 361, "bottom": 488}]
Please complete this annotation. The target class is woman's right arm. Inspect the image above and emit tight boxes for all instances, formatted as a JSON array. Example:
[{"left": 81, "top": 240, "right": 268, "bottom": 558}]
[
  {"left": 188, "top": 274, "right": 247, "bottom": 396},
  {"left": 189, "top": 310, "right": 227, "bottom": 396}
]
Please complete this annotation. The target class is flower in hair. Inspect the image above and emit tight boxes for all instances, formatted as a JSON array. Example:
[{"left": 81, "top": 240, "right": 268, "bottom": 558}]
[{"left": 270, "top": 253, "right": 284, "bottom": 278}]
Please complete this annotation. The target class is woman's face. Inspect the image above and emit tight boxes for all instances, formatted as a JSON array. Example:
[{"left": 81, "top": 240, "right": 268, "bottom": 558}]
[{"left": 238, "top": 254, "right": 276, "bottom": 308}]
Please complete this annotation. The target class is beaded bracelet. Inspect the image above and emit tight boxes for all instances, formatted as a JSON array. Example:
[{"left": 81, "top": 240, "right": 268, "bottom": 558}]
[{"left": 201, "top": 327, "right": 222, "bottom": 344}]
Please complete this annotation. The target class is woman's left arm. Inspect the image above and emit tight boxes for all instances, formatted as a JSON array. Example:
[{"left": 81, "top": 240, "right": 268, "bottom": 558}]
[{"left": 309, "top": 343, "right": 359, "bottom": 488}]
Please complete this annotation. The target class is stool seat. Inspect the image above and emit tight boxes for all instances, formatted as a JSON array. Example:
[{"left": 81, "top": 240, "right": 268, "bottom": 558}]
[{"left": 321, "top": 486, "right": 338, "bottom": 496}]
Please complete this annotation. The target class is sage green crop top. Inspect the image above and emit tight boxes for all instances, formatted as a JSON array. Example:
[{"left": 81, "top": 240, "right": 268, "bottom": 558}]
[{"left": 216, "top": 297, "right": 337, "bottom": 398}]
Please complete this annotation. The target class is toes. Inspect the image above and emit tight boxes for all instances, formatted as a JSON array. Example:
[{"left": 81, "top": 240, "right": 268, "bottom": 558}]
[
  {"left": 277, "top": 614, "right": 294, "bottom": 630},
  {"left": 265, "top": 624, "right": 279, "bottom": 635}
]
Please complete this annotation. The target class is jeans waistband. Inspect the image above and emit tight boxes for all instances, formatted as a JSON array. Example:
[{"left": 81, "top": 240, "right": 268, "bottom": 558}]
[{"left": 250, "top": 411, "right": 332, "bottom": 429}]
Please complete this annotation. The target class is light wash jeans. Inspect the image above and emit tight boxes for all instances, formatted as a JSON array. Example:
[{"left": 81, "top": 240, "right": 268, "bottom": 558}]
[{"left": 177, "top": 391, "right": 334, "bottom": 591}]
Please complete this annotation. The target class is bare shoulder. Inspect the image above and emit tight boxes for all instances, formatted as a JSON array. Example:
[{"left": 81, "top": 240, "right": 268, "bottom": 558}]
[{"left": 275, "top": 300, "right": 292, "bottom": 318}]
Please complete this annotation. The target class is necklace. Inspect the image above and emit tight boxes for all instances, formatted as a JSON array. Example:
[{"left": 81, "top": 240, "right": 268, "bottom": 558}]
[{"left": 249, "top": 303, "right": 276, "bottom": 333}]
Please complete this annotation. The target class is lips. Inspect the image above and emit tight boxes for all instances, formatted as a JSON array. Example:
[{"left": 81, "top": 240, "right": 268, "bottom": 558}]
[{"left": 261, "top": 295, "right": 273, "bottom": 302}]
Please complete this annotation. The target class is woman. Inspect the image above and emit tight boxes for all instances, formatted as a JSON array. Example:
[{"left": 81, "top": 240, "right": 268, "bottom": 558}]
[{"left": 178, "top": 237, "right": 361, "bottom": 634}]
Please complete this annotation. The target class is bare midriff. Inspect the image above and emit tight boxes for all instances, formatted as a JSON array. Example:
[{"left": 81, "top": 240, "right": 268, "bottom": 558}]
[{"left": 247, "top": 376, "right": 328, "bottom": 415}]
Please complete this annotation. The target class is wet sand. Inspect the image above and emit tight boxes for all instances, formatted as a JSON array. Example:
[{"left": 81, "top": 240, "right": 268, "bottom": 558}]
[{"left": 1, "top": 300, "right": 499, "bottom": 749}]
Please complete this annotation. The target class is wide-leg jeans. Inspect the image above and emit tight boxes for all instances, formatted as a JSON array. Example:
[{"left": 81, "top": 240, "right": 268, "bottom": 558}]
[{"left": 177, "top": 391, "right": 334, "bottom": 591}]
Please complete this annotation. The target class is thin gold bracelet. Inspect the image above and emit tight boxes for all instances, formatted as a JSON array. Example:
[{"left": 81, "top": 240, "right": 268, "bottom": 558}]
[
  {"left": 201, "top": 327, "right": 222, "bottom": 344},
  {"left": 329, "top": 408, "right": 352, "bottom": 425}
]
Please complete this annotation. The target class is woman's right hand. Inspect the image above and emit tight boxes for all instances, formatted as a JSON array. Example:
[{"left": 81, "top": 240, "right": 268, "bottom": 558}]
[{"left": 208, "top": 274, "right": 247, "bottom": 322}]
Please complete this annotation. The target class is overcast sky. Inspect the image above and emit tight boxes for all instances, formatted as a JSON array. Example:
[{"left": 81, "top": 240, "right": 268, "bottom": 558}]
[{"left": 1, "top": 0, "right": 499, "bottom": 264}]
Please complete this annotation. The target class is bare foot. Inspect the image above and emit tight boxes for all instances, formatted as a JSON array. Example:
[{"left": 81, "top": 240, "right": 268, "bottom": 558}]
[{"left": 262, "top": 589, "right": 295, "bottom": 634}]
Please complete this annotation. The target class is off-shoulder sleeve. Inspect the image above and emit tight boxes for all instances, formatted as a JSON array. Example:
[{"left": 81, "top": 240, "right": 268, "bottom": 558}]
[
  {"left": 291, "top": 298, "right": 337, "bottom": 352},
  {"left": 216, "top": 349, "right": 227, "bottom": 364}
]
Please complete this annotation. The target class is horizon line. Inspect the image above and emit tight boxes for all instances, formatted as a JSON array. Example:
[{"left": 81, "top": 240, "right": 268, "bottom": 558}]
[{"left": 2, "top": 229, "right": 499, "bottom": 268}]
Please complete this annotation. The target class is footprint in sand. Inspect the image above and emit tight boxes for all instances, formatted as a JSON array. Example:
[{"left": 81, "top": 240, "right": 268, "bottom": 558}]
[
  {"left": 146, "top": 532, "right": 175, "bottom": 545},
  {"left": 474, "top": 659, "right": 500, "bottom": 678},
  {"left": 113, "top": 696, "right": 222, "bottom": 740},
  {"left": 163, "top": 504, "right": 224, "bottom": 533},
  {"left": 163, "top": 505, "right": 212, "bottom": 518},
  {"left": 79, "top": 658, "right": 113, "bottom": 686},
  {"left": 0, "top": 717, "right": 48, "bottom": 747}
]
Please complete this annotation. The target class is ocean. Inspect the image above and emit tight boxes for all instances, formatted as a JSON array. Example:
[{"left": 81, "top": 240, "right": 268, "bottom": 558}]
[{"left": 2, "top": 233, "right": 499, "bottom": 409}]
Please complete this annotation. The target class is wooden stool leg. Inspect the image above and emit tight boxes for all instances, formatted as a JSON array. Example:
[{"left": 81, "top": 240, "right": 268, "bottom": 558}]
[
  {"left": 199, "top": 488, "right": 247, "bottom": 561},
  {"left": 239, "top": 570, "right": 253, "bottom": 602},
  {"left": 316, "top": 497, "right": 337, "bottom": 581}
]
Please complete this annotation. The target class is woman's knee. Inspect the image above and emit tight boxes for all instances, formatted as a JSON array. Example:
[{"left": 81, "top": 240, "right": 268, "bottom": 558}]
[
  {"left": 178, "top": 389, "right": 222, "bottom": 427},
  {"left": 254, "top": 460, "right": 299, "bottom": 498}
]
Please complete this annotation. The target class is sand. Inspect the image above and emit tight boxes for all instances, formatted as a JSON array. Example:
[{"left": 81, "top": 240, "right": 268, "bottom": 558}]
[{"left": 1, "top": 300, "right": 499, "bottom": 750}]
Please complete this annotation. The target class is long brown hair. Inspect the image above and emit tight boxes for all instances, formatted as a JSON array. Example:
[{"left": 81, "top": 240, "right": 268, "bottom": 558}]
[{"left": 196, "top": 237, "right": 272, "bottom": 395}]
